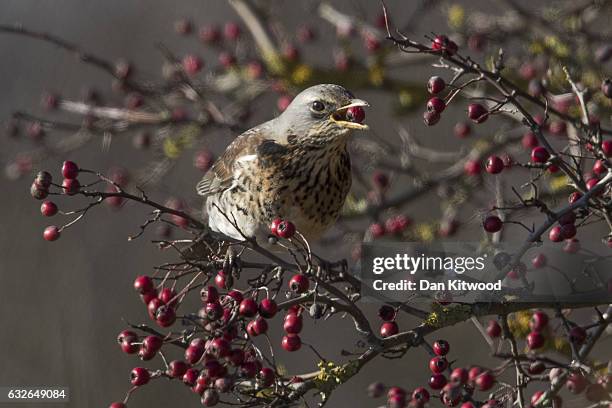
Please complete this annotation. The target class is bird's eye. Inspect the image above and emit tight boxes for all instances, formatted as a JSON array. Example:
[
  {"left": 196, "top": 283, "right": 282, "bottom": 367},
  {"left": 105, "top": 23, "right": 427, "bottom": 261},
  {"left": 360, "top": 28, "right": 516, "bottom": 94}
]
[{"left": 311, "top": 101, "right": 325, "bottom": 112}]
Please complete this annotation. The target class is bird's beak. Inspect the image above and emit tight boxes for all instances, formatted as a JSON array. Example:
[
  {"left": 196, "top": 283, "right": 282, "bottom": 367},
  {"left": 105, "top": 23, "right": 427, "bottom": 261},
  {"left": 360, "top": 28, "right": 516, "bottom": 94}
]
[{"left": 330, "top": 99, "right": 370, "bottom": 130}]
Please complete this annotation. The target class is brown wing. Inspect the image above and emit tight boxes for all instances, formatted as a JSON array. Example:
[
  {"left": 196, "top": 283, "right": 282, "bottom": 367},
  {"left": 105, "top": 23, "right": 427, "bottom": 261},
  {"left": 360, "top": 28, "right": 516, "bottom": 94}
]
[{"left": 196, "top": 126, "right": 268, "bottom": 197}]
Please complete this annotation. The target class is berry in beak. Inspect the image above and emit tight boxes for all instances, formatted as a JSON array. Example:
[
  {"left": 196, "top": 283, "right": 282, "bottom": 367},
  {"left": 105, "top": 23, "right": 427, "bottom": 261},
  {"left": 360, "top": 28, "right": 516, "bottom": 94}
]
[{"left": 331, "top": 99, "right": 369, "bottom": 130}]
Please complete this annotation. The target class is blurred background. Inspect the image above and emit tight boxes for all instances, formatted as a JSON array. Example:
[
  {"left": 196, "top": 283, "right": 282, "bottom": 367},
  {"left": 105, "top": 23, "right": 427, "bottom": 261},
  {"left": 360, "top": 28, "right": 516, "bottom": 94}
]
[{"left": 0, "top": 1, "right": 610, "bottom": 407}]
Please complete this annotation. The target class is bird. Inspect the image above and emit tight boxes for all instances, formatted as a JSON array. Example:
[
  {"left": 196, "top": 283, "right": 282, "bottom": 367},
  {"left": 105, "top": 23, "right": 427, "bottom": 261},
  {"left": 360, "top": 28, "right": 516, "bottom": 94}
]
[{"left": 196, "top": 83, "right": 369, "bottom": 245}]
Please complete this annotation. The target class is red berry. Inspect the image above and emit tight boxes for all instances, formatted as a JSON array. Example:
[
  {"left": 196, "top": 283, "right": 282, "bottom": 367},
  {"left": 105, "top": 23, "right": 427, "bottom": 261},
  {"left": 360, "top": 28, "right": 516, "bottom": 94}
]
[
  {"left": 563, "top": 238, "right": 581, "bottom": 254},
  {"left": 602, "top": 140, "right": 612, "bottom": 157},
  {"left": 199, "top": 25, "right": 220, "bottom": 43},
  {"left": 282, "top": 43, "right": 300, "bottom": 61},
  {"left": 431, "top": 35, "right": 458, "bottom": 55},
  {"left": 433, "top": 339, "right": 450, "bottom": 356},
  {"left": 167, "top": 360, "right": 189, "bottom": 378},
  {"left": 183, "top": 368, "right": 199, "bottom": 386},
  {"left": 226, "top": 290, "right": 243, "bottom": 303},
  {"left": 283, "top": 313, "right": 303, "bottom": 334},
  {"left": 159, "top": 287, "right": 177, "bottom": 307},
  {"left": 532, "top": 253, "right": 547, "bottom": 269},
  {"left": 450, "top": 368, "right": 468, "bottom": 385},
  {"left": 454, "top": 122, "right": 471, "bottom": 138},
  {"left": 483, "top": 215, "right": 503, "bottom": 233},
  {"left": 62, "top": 178, "right": 80, "bottom": 195},
  {"left": 522, "top": 131, "right": 539, "bottom": 149},
  {"left": 209, "top": 338, "right": 230, "bottom": 358},
  {"left": 269, "top": 218, "right": 282, "bottom": 236},
  {"left": 369, "top": 223, "right": 385, "bottom": 237},
  {"left": 346, "top": 106, "right": 366, "bottom": 124},
  {"left": 485, "top": 155, "right": 504, "bottom": 174},
  {"left": 40, "top": 200, "right": 58, "bottom": 217},
  {"left": 155, "top": 305, "right": 176, "bottom": 327},
  {"left": 569, "top": 326, "right": 587, "bottom": 345},
  {"left": 560, "top": 223, "right": 577, "bottom": 239},
  {"left": 427, "top": 97, "right": 446, "bottom": 114},
  {"left": 566, "top": 373, "right": 588, "bottom": 394},
  {"left": 259, "top": 367, "right": 275, "bottom": 387},
  {"left": 276, "top": 220, "right": 296, "bottom": 238},
  {"left": 247, "top": 317, "right": 268, "bottom": 336},
  {"left": 467, "top": 103, "right": 488, "bottom": 123},
  {"left": 441, "top": 383, "right": 461, "bottom": 406},
  {"left": 281, "top": 334, "right": 301, "bottom": 351},
  {"left": 468, "top": 366, "right": 483, "bottom": 382},
  {"left": 475, "top": 371, "right": 495, "bottom": 391},
  {"left": 423, "top": 110, "right": 440, "bottom": 126},
  {"left": 130, "top": 367, "right": 150, "bottom": 386},
  {"left": 586, "top": 177, "right": 600, "bottom": 192},
  {"left": 531, "top": 146, "right": 550, "bottom": 163},
  {"left": 528, "top": 361, "right": 546, "bottom": 375},
  {"left": 412, "top": 387, "right": 430, "bottom": 403},
  {"left": 218, "top": 51, "right": 236, "bottom": 68},
  {"left": 201, "top": 389, "right": 219, "bottom": 406},
  {"left": 602, "top": 78, "right": 612, "bottom": 98},
  {"left": 43, "top": 226, "right": 60, "bottom": 241},
  {"left": 288, "top": 274, "right": 309, "bottom": 293},
  {"left": 223, "top": 22, "right": 241, "bottom": 40},
  {"left": 377, "top": 305, "right": 396, "bottom": 322},
  {"left": 427, "top": 76, "right": 446, "bottom": 94},
  {"left": 185, "top": 344, "right": 205, "bottom": 365},
  {"left": 464, "top": 159, "right": 481, "bottom": 175},
  {"left": 549, "top": 226, "right": 564, "bottom": 242},
  {"left": 239, "top": 298, "right": 258, "bottom": 317},
  {"left": 429, "top": 356, "right": 448, "bottom": 374},
  {"left": 380, "top": 321, "right": 399, "bottom": 338},
  {"left": 428, "top": 373, "right": 447, "bottom": 390},
  {"left": 258, "top": 298, "right": 278, "bottom": 318},
  {"left": 297, "top": 25, "right": 315, "bottom": 43},
  {"left": 205, "top": 302, "right": 222, "bottom": 321},
  {"left": 62, "top": 160, "right": 79, "bottom": 179},
  {"left": 527, "top": 331, "right": 545, "bottom": 349},
  {"left": 486, "top": 320, "right": 501, "bottom": 338},
  {"left": 530, "top": 311, "right": 549, "bottom": 331},
  {"left": 109, "top": 403, "right": 126, "bottom": 408},
  {"left": 214, "top": 272, "right": 227, "bottom": 289},
  {"left": 277, "top": 95, "right": 292, "bottom": 112},
  {"left": 134, "top": 275, "right": 154, "bottom": 294}
]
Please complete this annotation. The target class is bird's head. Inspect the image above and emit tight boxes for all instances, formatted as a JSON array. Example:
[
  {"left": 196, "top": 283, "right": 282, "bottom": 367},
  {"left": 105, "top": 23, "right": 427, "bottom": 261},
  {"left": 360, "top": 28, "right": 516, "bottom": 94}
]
[{"left": 275, "top": 84, "right": 369, "bottom": 145}]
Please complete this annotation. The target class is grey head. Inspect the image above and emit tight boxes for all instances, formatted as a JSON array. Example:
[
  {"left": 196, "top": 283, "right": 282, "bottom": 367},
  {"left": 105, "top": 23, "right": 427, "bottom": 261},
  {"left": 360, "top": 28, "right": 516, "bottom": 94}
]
[{"left": 271, "top": 84, "right": 369, "bottom": 145}]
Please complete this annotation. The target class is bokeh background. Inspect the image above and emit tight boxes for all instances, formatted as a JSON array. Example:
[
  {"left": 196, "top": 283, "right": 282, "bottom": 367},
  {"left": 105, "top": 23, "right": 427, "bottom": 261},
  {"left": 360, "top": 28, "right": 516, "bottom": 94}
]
[{"left": 1, "top": 1, "right": 610, "bottom": 407}]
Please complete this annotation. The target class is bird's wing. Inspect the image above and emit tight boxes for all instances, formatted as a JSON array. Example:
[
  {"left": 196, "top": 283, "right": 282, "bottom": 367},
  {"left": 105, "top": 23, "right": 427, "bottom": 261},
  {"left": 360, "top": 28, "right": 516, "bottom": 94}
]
[{"left": 196, "top": 126, "right": 269, "bottom": 197}]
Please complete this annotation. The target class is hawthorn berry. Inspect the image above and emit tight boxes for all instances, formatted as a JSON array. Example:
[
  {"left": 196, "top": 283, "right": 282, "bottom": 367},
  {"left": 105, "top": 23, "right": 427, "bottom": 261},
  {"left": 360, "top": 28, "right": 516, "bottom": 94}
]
[
  {"left": 467, "top": 103, "right": 488, "bottom": 123},
  {"left": 454, "top": 122, "right": 471, "bottom": 138},
  {"left": 602, "top": 78, "right": 612, "bottom": 98},
  {"left": 475, "top": 371, "right": 495, "bottom": 391},
  {"left": 288, "top": 274, "right": 309, "bottom": 293},
  {"left": 569, "top": 326, "right": 587, "bottom": 345},
  {"left": 450, "top": 368, "right": 468, "bottom": 385},
  {"left": 214, "top": 271, "right": 227, "bottom": 289},
  {"left": 34, "top": 171, "right": 53, "bottom": 189},
  {"left": 428, "top": 373, "right": 447, "bottom": 390},
  {"left": 593, "top": 159, "right": 606, "bottom": 175},
  {"left": 464, "top": 159, "right": 481, "bottom": 176},
  {"left": 62, "top": 178, "right": 80, "bottom": 195},
  {"left": 134, "top": 275, "right": 154, "bottom": 294},
  {"left": 155, "top": 305, "right": 176, "bottom": 327},
  {"left": 377, "top": 305, "right": 396, "bottom": 322},
  {"left": 431, "top": 35, "right": 458, "bottom": 55},
  {"left": 167, "top": 360, "right": 189, "bottom": 378},
  {"left": 427, "top": 97, "right": 446, "bottom": 114},
  {"left": 411, "top": 386, "right": 429, "bottom": 403},
  {"left": 563, "top": 238, "right": 581, "bottom": 254},
  {"left": 440, "top": 383, "right": 461, "bottom": 406},
  {"left": 522, "top": 131, "right": 539, "bottom": 149},
  {"left": 43, "top": 226, "right": 60, "bottom": 241},
  {"left": 281, "top": 334, "right": 301, "bottom": 351},
  {"left": 602, "top": 140, "right": 612, "bottom": 157},
  {"left": 223, "top": 22, "right": 241, "bottom": 40},
  {"left": 432, "top": 339, "right": 450, "bottom": 356},
  {"left": 259, "top": 367, "right": 275, "bottom": 387},
  {"left": 586, "top": 177, "right": 600, "bottom": 192},
  {"left": 423, "top": 110, "right": 440, "bottom": 126},
  {"left": 485, "top": 155, "right": 504, "bottom": 174},
  {"left": 530, "top": 311, "right": 549, "bottom": 331},
  {"left": 247, "top": 317, "right": 268, "bottom": 336},
  {"left": 483, "top": 215, "right": 503, "bottom": 233},
  {"left": 531, "top": 146, "right": 550, "bottom": 163},
  {"left": 549, "top": 226, "right": 564, "bottom": 242},
  {"left": 199, "top": 25, "right": 220, "bottom": 44},
  {"left": 62, "top": 160, "right": 79, "bottom": 179},
  {"left": 276, "top": 220, "right": 296, "bottom": 238},
  {"left": 527, "top": 331, "right": 545, "bottom": 349},
  {"left": 130, "top": 367, "right": 150, "bottom": 386},
  {"left": 486, "top": 320, "right": 501, "bottom": 338},
  {"left": 40, "top": 200, "right": 58, "bottom": 217},
  {"left": 380, "top": 321, "right": 399, "bottom": 338},
  {"left": 468, "top": 366, "right": 483, "bottom": 382},
  {"left": 528, "top": 361, "right": 546, "bottom": 375},
  {"left": 429, "top": 356, "right": 448, "bottom": 374},
  {"left": 226, "top": 290, "right": 243, "bottom": 303},
  {"left": 283, "top": 313, "right": 303, "bottom": 334},
  {"left": 346, "top": 106, "right": 366, "bottom": 124},
  {"left": 277, "top": 95, "right": 292, "bottom": 112},
  {"left": 566, "top": 373, "right": 588, "bottom": 394},
  {"left": 367, "top": 381, "right": 385, "bottom": 398},
  {"left": 259, "top": 298, "right": 278, "bottom": 318},
  {"left": 31, "top": 183, "right": 48, "bottom": 200},
  {"left": 218, "top": 52, "right": 236, "bottom": 69},
  {"left": 531, "top": 253, "right": 547, "bottom": 269},
  {"left": 201, "top": 389, "right": 219, "bottom": 406},
  {"left": 427, "top": 76, "right": 445, "bottom": 94},
  {"left": 239, "top": 298, "right": 258, "bottom": 317}
]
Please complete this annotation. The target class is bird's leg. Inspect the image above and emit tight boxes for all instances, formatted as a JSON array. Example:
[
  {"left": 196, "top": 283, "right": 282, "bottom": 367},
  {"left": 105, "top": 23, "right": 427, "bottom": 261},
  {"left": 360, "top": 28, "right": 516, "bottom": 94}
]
[{"left": 223, "top": 245, "right": 242, "bottom": 283}]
